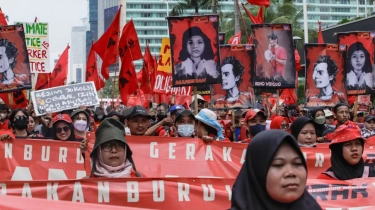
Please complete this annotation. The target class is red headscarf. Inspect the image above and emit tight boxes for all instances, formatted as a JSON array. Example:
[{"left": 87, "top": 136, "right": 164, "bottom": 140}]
[{"left": 270, "top": 116, "right": 288, "bottom": 130}]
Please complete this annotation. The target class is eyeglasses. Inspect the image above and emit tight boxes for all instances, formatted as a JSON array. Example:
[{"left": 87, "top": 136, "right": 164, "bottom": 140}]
[
  {"left": 56, "top": 126, "right": 70, "bottom": 133},
  {"left": 280, "top": 124, "right": 289, "bottom": 130},
  {"left": 101, "top": 142, "right": 125, "bottom": 152}
]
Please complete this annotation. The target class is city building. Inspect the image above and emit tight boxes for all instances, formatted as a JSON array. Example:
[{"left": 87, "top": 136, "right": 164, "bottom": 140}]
[
  {"left": 86, "top": 0, "right": 98, "bottom": 59},
  {"left": 295, "top": 0, "right": 375, "bottom": 29},
  {"left": 69, "top": 18, "right": 88, "bottom": 83}
]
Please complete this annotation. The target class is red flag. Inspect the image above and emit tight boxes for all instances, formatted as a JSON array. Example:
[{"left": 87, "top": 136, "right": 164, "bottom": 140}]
[
  {"left": 93, "top": 6, "right": 122, "bottom": 80},
  {"left": 279, "top": 89, "right": 297, "bottom": 106},
  {"left": 118, "top": 54, "right": 138, "bottom": 103},
  {"left": 118, "top": 20, "right": 142, "bottom": 62},
  {"left": 49, "top": 46, "right": 70, "bottom": 88},
  {"left": 0, "top": 90, "right": 28, "bottom": 110},
  {"left": 247, "top": 0, "right": 270, "bottom": 7},
  {"left": 294, "top": 49, "right": 302, "bottom": 71},
  {"left": 227, "top": 31, "right": 241, "bottom": 44},
  {"left": 0, "top": 8, "right": 8, "bottom": 26},
  {"left": 139, "top": 45, "right": 155, "bottom": 95},
  {"left": 246, "top": 36, "right": 253, "bottom": 44},
  {"left": 35, "top": 73, "right": 50, "bottom": 90},
  {"left": 86, "top": 41, "right": 105, "bottom": 91},
  {"left": 318, "top": 21, "right": 324, "bottom": 44},
  {"left": 126, "top": 89, "right": 149, "bottom": 109},
  {"left": 242, "top": 4, "right": 264, "bottom": 24},
  {"left": 136, "top": 69, "right": 143, "bottom": 83}
]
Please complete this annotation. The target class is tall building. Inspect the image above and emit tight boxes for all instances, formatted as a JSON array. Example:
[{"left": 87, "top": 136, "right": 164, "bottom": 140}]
[
  {"left": 69, "top": 18, "right": 88, "bottom": 84},
  {"left": 295, "top": 0, "right": 374, "bottom": 29},
  {"left": 97, "top": 0, "right": 236, "bottom": 74},
  {"left": 86, "top": 0, "right": 99, "bottom": 60}
]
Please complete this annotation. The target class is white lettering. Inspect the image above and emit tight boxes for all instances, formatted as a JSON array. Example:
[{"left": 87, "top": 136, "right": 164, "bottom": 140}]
[
  {"left": 205, "top": 145, "right": 213, "bottom": 161},
  {"left": 41, "top": 146, "right": 50, "bottom": 161},
  {"left": 47, "top": 182, "right": 59, "bottom": 200},
  {"left": 186, "top": 143, "right": 195, "bottom": 160},
  {"left": 0, "top": 183, "right": 6, "bottom": 195},
  {"left": 5, "top": 143, "right": 12, "bottom": 158},
  {"left": 98, "top": 182, "right": 109, "bottom": 203},
  {"left": 24, "top": 145, "right": 32, "bottom": 160},
  {"left": 72, "top": 181, "right": 84, "bottom": 202},
  {"left": 223, "top": 147, "right": 232, "bottom": 162},
  {"left": 240, "top": 149, "right": 246, "bottom": 164},
  {"left": 127, "top": 181, "right": 139, "bottom": 202},
  {"left": 11, "top": 166, "right": 33, "bottom": 181},
  {"left": 59, "top": 147, "right": 67, "bottom": 162},
  {"left": 152, "top": 180, "right": 165, "bottom": 202},
  {"left": 22, "top": 183, "right": 32, "bottom": 197},
  {"left": 169, "top": 143, "right": 176, "bottom": 159},
  {"left": 48, "top": 169, "right": 68, "bottom": 180},
  {"left": 202, "top": 184, "right": 215, "bottom": 201},
  {"left": 76, "top": 148, "right": 84, "bottom": 164},
  {"left": 315, "top": 153, "right": 324, "bottom": 167},
  {"left": 150, "top": 142, "right": 159, "bottom": 158},
  {"left": 225, "top": 185, "right": 232, "bottom": 200},
  {"left": 178, "top": 182, "right": 190, "bottom": 201}
]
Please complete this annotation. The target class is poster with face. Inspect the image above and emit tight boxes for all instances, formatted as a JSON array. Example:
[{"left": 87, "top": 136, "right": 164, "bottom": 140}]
[
  {"left": 251, "top": 24, "right": 296, "bottom": 88},
  {"left": 0, "top": 24, "right": 31, "bottom": 93},
  {"left": 358, "top": 94, "right": 371, "bottom": 111},
  {"left": 304, "top": 44, "right": 347, "bottom": 108},
  {"left": 211, "top": 45, "right": 254, "bottom": 109},
  {"left": 337, "top": 32, "right": 375, "bottom": 95},
  {"left": 168, "top": 15, "right": 221, "bottom": 87}
]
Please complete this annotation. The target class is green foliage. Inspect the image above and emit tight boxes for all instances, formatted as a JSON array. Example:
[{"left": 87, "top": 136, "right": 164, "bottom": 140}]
[
  {"left": 297, "top": 83, "right": 305, "bottom": 105},
  {"left": 169, "top": 0, "right": 218, "bottom": 16},
  {"left": 337, "top": 18, "right": 350, "bottom": 24},
  {"left": 101, "top": 77, "right": 119, "bottom": 99}
]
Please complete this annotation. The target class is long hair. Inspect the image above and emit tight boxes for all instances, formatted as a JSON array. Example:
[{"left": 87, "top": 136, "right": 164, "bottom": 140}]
[
  {"left": 0, "top": 39, "right": 18, "bottom": 69},
  {"left": 53, "top": 121, "right": 76, "bottom": 141},
  {"left": 178, "top": 26, "right": 214, "bottom": 61},
  {"left": 9, "top": 108, "right": 28, "bottom": 129},
  {"left": 346, "top": 42, "right": 373, "bottom": 74}
]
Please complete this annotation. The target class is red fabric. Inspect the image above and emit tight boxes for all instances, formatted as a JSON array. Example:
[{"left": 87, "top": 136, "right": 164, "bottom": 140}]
[
  {"left": 348, "top": 96, "right": 356, "bottom": 106},
  {"left": 0, "top": 128, "right": 14, "bottom": 139},
  {"left": 49, "top": 46, "right": 70, "bottom": 88},
  {"left": 242, "top": 4, "right": 264, "bottom": 24},
  {"left": 86, "top": 41, "right": 105, "bottom": 91},
  {"left": 52, "top": 114, "right": 72, "bottom": 125},
  {"left": 270, "top": 116, "right": 288, "bottom": 129},
  {"left": 0, "top": 8, "right": 7, "bottom": 26},
  {"left": 35, "top": 72, "right": 50, "bottom": 90},
  {"left": 118, "top": 20, "right": 142, "bottom": 62},
  {"left": 126, "top": 89, "right": 149, "bottom": 109},
  {"left": 316, "top": 173, "right": 336, "bottom": 180},
  {"left": 279, "top": 89, "right": 297, "bottom": 106},
  {"left": 227, "top": 31, "right": 241, "bottom": 44},
  {"left": 330, "top": 121, "right": 363, "bottom": 145},
  {"left": 0, "top": 119, "right": 10, "bottom": 130},
  {"left": 139, "top": 45, "right": 156, "bottom": 95},
  {"left": 244, "top": 109, "right": 265, "bottom": 122},
  {"left": 0, "top": 90, "right": 28, "bottom": 110},
  {"left": 294, "top": 49, "right": 302, "bottom": 71},
  {"left": 118, "top": 54, "right": 138, "bottom": 104},
  {"left": 318, "top": 21, "right": 324, "bottom": 44},
  {"left": 247, "top": 0, "right": 270, "bottom": 7},
  {"left": 137, "top": 69, "right": 143, "bottom": 83},
  {"left": 93, "top": 6, "right": 121, "bottom": 80},
  {"left": 246, "top": 36, "right": 253, "bottom": 44},
  {"left": 271, "top": 46, "right": 287, "bottom": 77}
]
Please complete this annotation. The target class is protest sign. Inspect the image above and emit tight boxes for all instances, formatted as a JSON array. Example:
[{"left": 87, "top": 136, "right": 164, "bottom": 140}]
[
  {"left": 16, "top": 22, "right": 50, "bottom": 73},
  {"left": 0, "top": 24, "right": 32, "bottom": 92},
  {"left": 31, "top": 82, "right": 99, "bottom": 116}
]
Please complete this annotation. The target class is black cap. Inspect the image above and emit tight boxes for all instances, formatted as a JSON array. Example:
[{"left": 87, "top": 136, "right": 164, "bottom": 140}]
[
  {"left": 364, "top": 115, "right": 375, "bottom": 122},
  {"left": 107, "top": 111, "right": 125, "bottom": 122},
  {"left": 175, "top": 110, "right": 195, "bottom": 123},
  {"left": 0, "top": 104, "right": 9, "bottom": 112},
  {"left": 124, "top": 105, "right": 150, "bottom": 119}
]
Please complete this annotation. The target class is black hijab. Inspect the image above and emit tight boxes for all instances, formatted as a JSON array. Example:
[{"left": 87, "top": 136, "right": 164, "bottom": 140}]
[
  {"left": 290, "top": 116, "right": 316, "bottom": 140},
  {"left": 230, "top": 130, "right": 321, "bottom": 210},
  {"left": 328, "top": 140, "right": 364, "bottom": 180},
  {"left": 309, "top": 108, "right": 325, "bottom": 137}
]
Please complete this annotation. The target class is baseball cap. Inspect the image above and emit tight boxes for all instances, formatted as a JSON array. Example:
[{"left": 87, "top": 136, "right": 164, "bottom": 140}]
[
  {"left": 364, "top": 115, "right": 375, "bottom": 122},
  {"left": 175, "top": 110, "right": 195, "bottom": 123},
  {"left": 124, "top": 105, "right": 150, "bottom": 119},
  {"left": 52, "top": 114, "right": 72, "bottom": 125},
  {"left": 323, "top": 109, "right": 333, "bottom": 117},
  {"left": 329, "top": 121, "right": 364, "bottom": 148},
  {"left": 170, "top": 105, "right": 185, "bottom": 114},
  {"left": 245, "top": 109, "right": 266, "bottom": 122}
]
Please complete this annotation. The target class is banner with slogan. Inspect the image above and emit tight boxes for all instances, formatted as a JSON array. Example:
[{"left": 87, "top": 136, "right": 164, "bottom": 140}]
[
  {"left": 211, "top": 45, "right": 255, "bottom": 109},
  {"left": 304, "top": 44, "right": 347, "bottom": 108},
  {"left": 3, "top": 178, "right": 375, "bottom": 209},
  {"left": 167, "top": 15, "right": 221, "bottom": 87},
  {"left": 0, "top": 24, "right": 32, "bottom": 93},
  {"left": 31, "top": 81, "right": 100, "bottom": 116},
  {"left": 16, "top": 22, "right": 50, "bottom": 73},
  {"left": 337, "top": 31, "right": 375, "bottom": 95},
  {"left": 252, "top": 24, "right": 296, "bottom": 88}
]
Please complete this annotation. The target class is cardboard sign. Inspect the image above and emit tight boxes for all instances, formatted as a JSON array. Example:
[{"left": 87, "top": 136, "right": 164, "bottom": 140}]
[
  {"left": 16, "top": 22, "right": 50, "bottom": 73},
  {"left": 31, "top": 82, "right": 99, "bottom": 116}
]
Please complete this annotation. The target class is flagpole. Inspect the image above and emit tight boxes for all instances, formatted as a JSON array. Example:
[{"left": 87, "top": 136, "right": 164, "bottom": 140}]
[
  {"left": 303, "top": 0, "right": 308, "bottom": 43},
  {"left": 357, "top": 0, "right": 359, "bottom": 17}
]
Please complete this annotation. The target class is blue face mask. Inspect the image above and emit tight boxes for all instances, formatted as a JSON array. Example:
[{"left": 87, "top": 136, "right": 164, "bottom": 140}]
[
  {"left": 177, "top": 124, "right": 195, "bottom": 137},
  {"left": 249, "top": 124, "right": 266, "bottom": 137}
]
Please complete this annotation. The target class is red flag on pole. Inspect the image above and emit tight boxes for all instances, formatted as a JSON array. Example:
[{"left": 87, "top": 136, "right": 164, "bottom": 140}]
[
  {"left": 0, "top": 8, "right": 8, "bottom": 26},
  {"left": 242, "top": 4, "right": 264, "bottom": 24},
  {"left": 118, "top": 20, "right": 142, "bottom": 61},
  {"left": 139, "top": 45, "right": 155, "bottom": 95},
  {"left": 227, "top": 31, "right": 241, "bottom": 44},
  {"left": 86, "top": 41, "right": 105, "bottom": 91},
  {"left": 35, "top": 73, "right": 50, "bottom": 90},
  {"left": 247, "top": 0, "right": 270, "bottom": 7},
  {"left": 318, "top": 21, "right": 324, "bottom": 44},
  {"left": 118, "top": 54, "right": 138, "bottom": 103},
  {"left": 93, "top": 5, "right": 122, "bottom": 80},
  {"left": 49, "top": 45, "right": 70, "bottom": 88}
]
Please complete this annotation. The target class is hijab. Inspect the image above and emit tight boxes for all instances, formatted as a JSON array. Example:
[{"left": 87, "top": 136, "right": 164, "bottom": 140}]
[
  {"left": 310, "top": 108, "right": 326, "bottom": 137},
  {"left": 270, "top": 116, "right": 288, "bottom": 130},
  {"left": 230, "top": 130, "right": 321, "bottom": 210},
  {"left": 290, "top": 116, "right": 316, "bottom": 139},
  {"left": 328, "top": 140, "right": 365, "bottom": 180}
]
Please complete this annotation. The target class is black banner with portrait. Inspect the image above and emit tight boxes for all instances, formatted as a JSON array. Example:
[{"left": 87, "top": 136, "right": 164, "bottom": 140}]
[
  {"left": 337, "top": 32, "right": 375, "bottom": 95},
  {"left": 167, "top": 15, "right": 221, "bottom": 87},
  {"left": 304, "top": 44, "right": 347, "bottom": 108},
  {"left": 0, "top": 24, "right": 31, "bottom": 93},
  {"left": 211, "top": 45, "right": 255, "bottom": 109},
  {"left": 251, "top": 24, "right": 296, "bottom": 88}
]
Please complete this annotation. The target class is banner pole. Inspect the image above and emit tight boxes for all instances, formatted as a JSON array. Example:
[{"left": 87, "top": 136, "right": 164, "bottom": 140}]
[
  {"left": 7, "top": 92, "right": 13, "bottom": 110},
  {"left": 276, "top": 89, "right": 280, "bottom": 115},
  {"left": 194, "top": 86, "right": 198, "bottom": 115},
  {"left": 232, "top": 112, "right": 236, "bottom": 141},
  {"left": 353, "top": 95, "right": 359, "bottom": 122},
  {"left": 171, "top": 94, "right": 176, "bottom": 106}
]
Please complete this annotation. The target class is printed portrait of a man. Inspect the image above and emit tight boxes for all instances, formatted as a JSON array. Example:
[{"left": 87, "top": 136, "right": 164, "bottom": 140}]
[{"left": 0, "top": 38, "right": 18, "bottom": 85}]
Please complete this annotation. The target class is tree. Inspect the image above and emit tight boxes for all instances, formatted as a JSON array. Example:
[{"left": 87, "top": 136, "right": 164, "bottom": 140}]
[{"left": 101, "top": 77, "right": 119, "bottom": 99}]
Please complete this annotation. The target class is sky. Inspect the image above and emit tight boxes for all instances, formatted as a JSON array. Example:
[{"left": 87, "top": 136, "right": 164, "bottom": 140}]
[{"left": 1, "top": 0, "right": 87, "bottom": 57}]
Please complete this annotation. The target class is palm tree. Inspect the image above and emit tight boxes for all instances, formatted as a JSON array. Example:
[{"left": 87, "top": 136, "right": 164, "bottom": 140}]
[{"left": 169, "top": 0, "right": 219, "bottom": 16}]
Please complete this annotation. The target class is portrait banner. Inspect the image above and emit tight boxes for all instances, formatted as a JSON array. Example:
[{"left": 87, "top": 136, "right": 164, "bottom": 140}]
[
  {"left": 168, "top": 15, "right": 221, "bottom": 87},
  {"left": 211, "top": 45, "right": 255, "bottom": 109},
  {"left": 252, "top": 24, "right": 296, "bottom": 88},
  {"left": 304, "top": 44, "right": 347, "bottom": 108},
  {"left": 0, "top": 24, "right": 31, "bottom": 92},
  {"left": 358, "top": 94, "right": 371, "bottom": 112},
  {"left": 337, "top": 31, "right": 375, "bottom": 95}
]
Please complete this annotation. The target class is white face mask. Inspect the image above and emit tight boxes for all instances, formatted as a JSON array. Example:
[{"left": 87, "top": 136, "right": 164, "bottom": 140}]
[
  {"left": 0, "top": 113, "right": 6, "bottom": 120},
  {"left": 177, "top": 124, "right": 195, "bottom": 137},
  {"left": 74, "top": 120, "right": 87, "bottom": 132}
]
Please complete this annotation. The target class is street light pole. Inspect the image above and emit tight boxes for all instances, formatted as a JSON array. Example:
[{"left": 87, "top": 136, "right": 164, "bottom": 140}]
[{"left": 303, "top": 0, "right": 308, "bottom": 43}]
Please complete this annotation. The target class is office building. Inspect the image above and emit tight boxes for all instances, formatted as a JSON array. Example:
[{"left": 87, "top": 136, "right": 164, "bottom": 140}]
[
  {"left": 295, "top": 0, "right": 374, "bottom": 29},
  {"left": 69, "top": 18, "right": 88, "bottom": 83},
  {"left": 86, "top": 0, "right": 98, "bottom": 59}
]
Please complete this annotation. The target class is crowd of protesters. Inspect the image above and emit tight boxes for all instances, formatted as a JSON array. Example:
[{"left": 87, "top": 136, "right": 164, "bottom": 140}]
[{"left": 1, "top": 94, "right": 375, "bottom": 209}]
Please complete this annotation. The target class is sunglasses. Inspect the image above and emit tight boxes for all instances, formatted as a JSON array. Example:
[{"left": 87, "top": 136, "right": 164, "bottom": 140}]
[
  {"left": 280, "top": 124, "right": 289, "bottom": 130},
  {"left": 56, "top": 126, "right": 70, "bottom": 133}
]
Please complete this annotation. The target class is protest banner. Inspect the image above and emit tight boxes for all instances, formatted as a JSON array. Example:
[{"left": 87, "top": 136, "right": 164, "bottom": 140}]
[
  {"left": 31, "top": 81, "right": 99, "bottom": 116},
  {"left": 358, "top": 94, "right": 371, "bottom": 111},
  {"left": 15, "top": 22, "right": 50, "bottom": 73},
  {"left": 0, "top": 24, "right": 32, "bottom": 92}
]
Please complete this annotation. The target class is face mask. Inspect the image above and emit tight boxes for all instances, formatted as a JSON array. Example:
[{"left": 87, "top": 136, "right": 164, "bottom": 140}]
[
  {"left": 298, "top": 143, "right": 316, "bottom": 147},
  {"left": 177, "top": 124, "right": 195, "bottom": 137},
  {"left": 157, "top": 114, "right": 167, "bottom": 121},
  {"left": 249, "top": 124, "right": 266, "bottom": 137},
  {"left": 314, "top": 116, "right": 326, "bottom": 125},
  {"left": 0, "top": 113, "right": 6, "bottom": 119},
  {"left": 13, "top": 116, "right": 28, "bottom": 130},
  {"left": 74, "top": 120, "right": 87, "bottom": 132}
]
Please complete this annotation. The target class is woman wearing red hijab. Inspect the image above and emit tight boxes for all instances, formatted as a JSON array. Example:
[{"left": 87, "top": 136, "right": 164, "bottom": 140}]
[{"left": 270, "top": 116, "right": 289, "bottom": 132}]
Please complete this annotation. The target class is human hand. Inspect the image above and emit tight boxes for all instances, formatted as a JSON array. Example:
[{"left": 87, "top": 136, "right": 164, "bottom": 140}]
[
  {"left": 202, "top": 135, "right": 214, "bottom": 143},
  {"left": 0, "top": 134, "right": 13, "bottom": 140},
  {"left": 80, "top": 139, "right": 88, "bottom": 152}
]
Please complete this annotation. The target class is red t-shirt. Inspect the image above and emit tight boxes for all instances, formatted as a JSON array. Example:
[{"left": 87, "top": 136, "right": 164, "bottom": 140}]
[
  {"left": 271, "top": 46, "right": 287, "bottom": 77},
  {"left": 0, "top": 119, "right": 10, "bottom": 130}
]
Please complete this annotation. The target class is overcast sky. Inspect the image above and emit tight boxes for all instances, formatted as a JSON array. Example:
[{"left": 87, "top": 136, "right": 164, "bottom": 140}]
[{"left": 1, "top": 0, "right": 87, "bottom": 56}]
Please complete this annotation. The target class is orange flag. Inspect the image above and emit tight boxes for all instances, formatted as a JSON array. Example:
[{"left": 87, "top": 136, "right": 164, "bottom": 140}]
[
  {"left": 318, "top": 21, "right": 324, "bottom": 44},
  {"left": 49, "top": 46, "right": 70, "bottom": 88},
  {"left": 118, "top": 20, "right": 142, "bottom": 62},
  {"left": 93, "top": 6, "right": 122, "bottom": 80},
  {"left": 227, "top": 31, "right": 241, "bottom": 44},
  {"left": 86, "top": 41, "right": 105, "bottom": 91}
]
